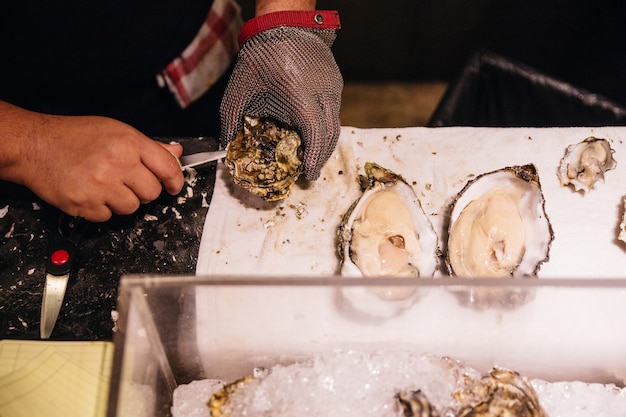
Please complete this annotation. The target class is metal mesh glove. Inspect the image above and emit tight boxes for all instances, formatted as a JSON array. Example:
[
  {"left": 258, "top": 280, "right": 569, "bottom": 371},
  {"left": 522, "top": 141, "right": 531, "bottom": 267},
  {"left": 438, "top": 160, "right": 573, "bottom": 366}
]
[{"left": 220, "top": 11, "right": 343, "bottom": 180}]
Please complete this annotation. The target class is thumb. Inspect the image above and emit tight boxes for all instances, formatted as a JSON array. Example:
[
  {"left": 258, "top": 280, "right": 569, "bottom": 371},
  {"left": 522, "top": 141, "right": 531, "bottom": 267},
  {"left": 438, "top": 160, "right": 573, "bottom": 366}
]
[{"left": 161, "top": 142, "right": 184, "bottom": 158}]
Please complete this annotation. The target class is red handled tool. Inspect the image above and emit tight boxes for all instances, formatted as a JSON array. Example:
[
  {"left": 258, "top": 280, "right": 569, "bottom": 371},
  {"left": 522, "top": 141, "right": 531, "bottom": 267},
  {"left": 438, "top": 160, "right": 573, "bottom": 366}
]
[{"left": 40, "top": 212, "right": 89, "bottom": 339}]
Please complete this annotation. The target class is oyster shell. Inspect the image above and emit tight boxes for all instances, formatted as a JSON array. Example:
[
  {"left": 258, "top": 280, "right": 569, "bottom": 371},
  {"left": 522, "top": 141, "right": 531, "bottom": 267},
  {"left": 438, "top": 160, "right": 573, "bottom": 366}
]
[
  {"left": 453, "top": 367, "right": 548, "bottom": 417},
  {"left": 225, "top": 116, "right": 303, "bottom": 201},
  {"left": 338, "top": 162, "right": 439, "bottom": 281},
  {"left": 396, "top": 368, "right": 546, "bottom": 417},
  {"left": 619, "top": 196, "right": 626, "bottom": 245},
  {"left": 396, "top": 390, "right": 441, "bottom": 417},
  {"left": 446, "top": 164, "right": 553, "bottom": 278},
  {"left": 557, "top": 136, "right": 616, "bottom": 193},
  {"left": 208, "top": 376, "right": 259, "bottom": 417}
]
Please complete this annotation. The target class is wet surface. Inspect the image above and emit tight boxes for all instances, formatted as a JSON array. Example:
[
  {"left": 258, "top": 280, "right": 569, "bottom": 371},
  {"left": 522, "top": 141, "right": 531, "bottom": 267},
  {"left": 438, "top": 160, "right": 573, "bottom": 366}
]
[{"left": 0, "top": 137, "right": 218, "bottom": 340}]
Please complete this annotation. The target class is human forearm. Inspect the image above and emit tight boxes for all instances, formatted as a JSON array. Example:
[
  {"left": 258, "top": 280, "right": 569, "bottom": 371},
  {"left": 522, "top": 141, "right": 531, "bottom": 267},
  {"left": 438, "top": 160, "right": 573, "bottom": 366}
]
[
  {"left": 0, "top": 101, "right": 48, "bottom": 186},
  {"left": 255, "top": 0, "right": 316, "bottom": 15}
]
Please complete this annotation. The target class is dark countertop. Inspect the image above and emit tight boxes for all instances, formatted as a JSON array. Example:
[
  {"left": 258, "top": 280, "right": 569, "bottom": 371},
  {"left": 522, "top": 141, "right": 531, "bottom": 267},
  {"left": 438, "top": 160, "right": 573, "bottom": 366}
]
[{"left": 0, "top": 137, "right": 219, "bottom": 341}]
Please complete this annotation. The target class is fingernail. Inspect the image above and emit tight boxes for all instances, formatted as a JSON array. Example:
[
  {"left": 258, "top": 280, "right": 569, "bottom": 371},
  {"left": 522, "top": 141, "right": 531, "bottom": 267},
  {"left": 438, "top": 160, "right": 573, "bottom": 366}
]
[{"left": 169, "top": 151, "right": 182, "bottom": 169}]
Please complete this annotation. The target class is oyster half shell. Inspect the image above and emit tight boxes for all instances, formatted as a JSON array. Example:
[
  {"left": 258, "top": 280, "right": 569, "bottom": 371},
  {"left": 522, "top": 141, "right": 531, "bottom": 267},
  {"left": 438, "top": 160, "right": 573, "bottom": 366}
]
[
  {"left": 225, "top": 116, "right": 303, "bottom": 201},
  {"left": 446, "top": 164, "right": 553, "bottom": 278},
  {"left": 557, "top": 136, "right": 616, "bottom": 193},
  {"left": 338, "top": 162, "right": 439, "bottom": 280}
]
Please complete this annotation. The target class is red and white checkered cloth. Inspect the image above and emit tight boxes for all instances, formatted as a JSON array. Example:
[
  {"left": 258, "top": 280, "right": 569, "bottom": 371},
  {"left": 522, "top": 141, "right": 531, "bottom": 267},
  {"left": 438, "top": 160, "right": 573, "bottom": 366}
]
[{"left": 158, "top": 0, "right": 242, "bottom": 108}]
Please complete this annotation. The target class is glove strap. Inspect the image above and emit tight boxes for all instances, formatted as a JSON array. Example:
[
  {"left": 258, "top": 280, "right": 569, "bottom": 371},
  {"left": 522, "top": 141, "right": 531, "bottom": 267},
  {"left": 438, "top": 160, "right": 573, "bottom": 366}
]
[{"left": 238, "top": 10, "right": 340, "bottom": 46}]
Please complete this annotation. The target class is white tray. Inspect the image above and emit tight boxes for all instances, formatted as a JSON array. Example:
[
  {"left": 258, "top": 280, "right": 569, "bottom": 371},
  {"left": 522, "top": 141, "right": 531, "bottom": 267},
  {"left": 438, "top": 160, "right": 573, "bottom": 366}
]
[{"left": 197, "top": 126, "right": 626, "bottom": 278}]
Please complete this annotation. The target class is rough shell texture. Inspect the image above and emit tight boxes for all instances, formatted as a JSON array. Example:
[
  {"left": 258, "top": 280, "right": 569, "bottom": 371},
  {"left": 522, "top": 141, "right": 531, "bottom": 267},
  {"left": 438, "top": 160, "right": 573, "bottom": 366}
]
[
  {"left": 225, "top": 116, "right": 303, "bottom": 201},
  {"left": 557, "top": 136, "right": 616, "bottom": 193},
  {"left": 395, "top": 367, "right": 547, "bottom": 417},
  {"left": 453, "top": 367, "right": 548, "bottom": 417},
  {"left": 620, "top": 196, "right": 626, "bottom": 245},
  {"left": 208, "top": 376, "right": 258, "bottom": 417},
  {"left": 446, "top": 164, "right": 554, "bottom": 279},
  {"left": 396, "top": 390, "right": 441, "bottom": 417}
]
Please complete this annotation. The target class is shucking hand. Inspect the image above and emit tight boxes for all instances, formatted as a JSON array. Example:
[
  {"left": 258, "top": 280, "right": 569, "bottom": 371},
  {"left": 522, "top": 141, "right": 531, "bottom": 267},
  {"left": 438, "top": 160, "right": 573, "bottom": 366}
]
[{"left": 0, "top": 102, "right": 184, "bottom": 222}]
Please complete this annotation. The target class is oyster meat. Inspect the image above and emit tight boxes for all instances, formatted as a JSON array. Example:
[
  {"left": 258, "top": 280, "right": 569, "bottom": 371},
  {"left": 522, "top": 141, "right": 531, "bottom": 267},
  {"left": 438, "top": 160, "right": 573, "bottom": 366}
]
[
  {"left": 446, "top": 164, "right": 553, "bottom": 278},
  {"left": 557, "top": 136, "right": 616, "bottom": 193},
  {"left": 225, "top": 116, "right": 303, "bottom": 201},
  {"left": 453, "top": 367, "right": 548, "bottom": 417},
  {"left": 338, "top": 162, "right": 439, "bottom": 279}
]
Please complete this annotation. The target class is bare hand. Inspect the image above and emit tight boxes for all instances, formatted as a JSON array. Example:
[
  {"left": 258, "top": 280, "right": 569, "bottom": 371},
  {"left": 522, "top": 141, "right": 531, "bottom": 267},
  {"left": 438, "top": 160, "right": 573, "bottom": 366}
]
[{"left": 2, "top": 108, "right": 184, "bottom": 221}]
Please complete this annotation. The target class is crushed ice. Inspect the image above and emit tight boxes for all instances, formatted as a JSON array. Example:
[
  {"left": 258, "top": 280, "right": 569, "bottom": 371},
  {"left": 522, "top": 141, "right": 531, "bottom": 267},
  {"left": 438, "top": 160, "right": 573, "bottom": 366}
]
[{"left": 172, "top": 350, "right": 626, "bottom": 417}]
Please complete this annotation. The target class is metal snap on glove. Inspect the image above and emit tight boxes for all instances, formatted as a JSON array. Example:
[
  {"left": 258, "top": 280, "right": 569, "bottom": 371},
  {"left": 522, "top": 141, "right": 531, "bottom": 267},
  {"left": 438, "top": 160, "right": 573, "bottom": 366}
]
[{"left": 220, "top": 10, "right": 343, "bottom": 181}]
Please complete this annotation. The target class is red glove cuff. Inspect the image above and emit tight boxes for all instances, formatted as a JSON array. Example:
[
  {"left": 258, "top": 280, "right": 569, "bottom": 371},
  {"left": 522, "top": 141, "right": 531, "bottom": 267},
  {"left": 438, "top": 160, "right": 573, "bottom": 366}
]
[{"left": 238, "top": 10, "right": 341, "bottom": 46}]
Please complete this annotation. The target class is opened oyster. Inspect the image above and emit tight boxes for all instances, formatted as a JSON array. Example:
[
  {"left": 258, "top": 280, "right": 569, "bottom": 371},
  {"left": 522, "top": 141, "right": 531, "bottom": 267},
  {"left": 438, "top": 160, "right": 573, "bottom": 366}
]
[
  {"left": 225, "top": 116, "right": 303, "bottom": 201},
  {"left": 338, "top": 162, "right": 439, "bottom": 280},
  {"left": 557, "top": 136, "right": 616, "bottom": 193},
  {"left": 453, "top": 367, "right": 548, "bottom": 417},
  {"left": 446, "top": 164, "right": 553, "bottom": 278}
]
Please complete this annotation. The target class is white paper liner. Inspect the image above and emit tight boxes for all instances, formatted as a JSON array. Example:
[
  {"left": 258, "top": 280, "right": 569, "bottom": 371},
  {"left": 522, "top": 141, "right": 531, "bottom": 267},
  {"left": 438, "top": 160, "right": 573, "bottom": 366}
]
[{"left": 197, "top": 126, "right": 626, "bottom": 278}]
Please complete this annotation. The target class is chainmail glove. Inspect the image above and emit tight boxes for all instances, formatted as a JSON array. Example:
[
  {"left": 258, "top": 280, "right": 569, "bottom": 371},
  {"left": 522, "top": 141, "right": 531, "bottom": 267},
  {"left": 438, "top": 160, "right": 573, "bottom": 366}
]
[{"left": 220, "top": 10, "right": 343, "bottom": 180}]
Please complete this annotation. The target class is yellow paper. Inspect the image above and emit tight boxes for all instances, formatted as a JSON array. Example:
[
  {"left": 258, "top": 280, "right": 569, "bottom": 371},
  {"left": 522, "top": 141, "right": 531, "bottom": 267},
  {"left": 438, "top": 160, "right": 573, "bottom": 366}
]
[{"left": 0, "top": 340, "right": 113, "bottom": 417}]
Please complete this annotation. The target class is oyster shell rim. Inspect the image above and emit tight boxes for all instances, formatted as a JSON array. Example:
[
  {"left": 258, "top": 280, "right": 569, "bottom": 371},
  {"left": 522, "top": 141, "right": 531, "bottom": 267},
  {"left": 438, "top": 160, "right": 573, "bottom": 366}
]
[
  {"left": 337, "top": 162, "right": 440, "bottom": 279},
  {"left": 556, "top": 136, "right": 617, "bottom": 194},
  {"left": 445, "top": 163, "right": 555, "bottom": 279},
  {"left": 224, "top": 116, "right": 304, "bottom": 202}
]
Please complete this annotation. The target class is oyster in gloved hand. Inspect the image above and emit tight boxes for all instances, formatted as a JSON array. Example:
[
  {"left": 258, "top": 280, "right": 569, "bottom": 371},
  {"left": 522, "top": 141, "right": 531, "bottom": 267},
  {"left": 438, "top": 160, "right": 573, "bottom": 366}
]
[
  {"left": 225, "top": 116, "right": 303, "bottom": 201},
  {"left": 220, "top": 10, "right": 342, "bottom": 181}
]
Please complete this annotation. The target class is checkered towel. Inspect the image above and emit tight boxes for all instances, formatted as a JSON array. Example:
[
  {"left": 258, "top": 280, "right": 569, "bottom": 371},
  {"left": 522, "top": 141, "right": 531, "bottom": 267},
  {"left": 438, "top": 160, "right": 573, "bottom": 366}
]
[{"left": 158, "top": 0, "right": 242, "bottom": 108}]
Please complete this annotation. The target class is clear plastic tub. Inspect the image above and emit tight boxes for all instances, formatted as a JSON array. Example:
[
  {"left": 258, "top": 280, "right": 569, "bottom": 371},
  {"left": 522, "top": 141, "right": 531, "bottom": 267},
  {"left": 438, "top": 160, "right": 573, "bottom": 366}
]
[{"left": 107, "top": 275, "right": 626, "bottom": 417}]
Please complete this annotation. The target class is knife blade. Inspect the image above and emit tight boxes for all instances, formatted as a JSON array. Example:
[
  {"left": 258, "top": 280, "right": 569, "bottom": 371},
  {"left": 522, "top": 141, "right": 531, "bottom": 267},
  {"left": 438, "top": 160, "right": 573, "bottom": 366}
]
[
  {"left": 41, "top": 271, "right": 70, "bottom": 339},
  {"left": 40, "top": 213, "right": 89, "bottom": 339},
  {"left": 179, "top": 150, "right": 227, "bottom": 170}
]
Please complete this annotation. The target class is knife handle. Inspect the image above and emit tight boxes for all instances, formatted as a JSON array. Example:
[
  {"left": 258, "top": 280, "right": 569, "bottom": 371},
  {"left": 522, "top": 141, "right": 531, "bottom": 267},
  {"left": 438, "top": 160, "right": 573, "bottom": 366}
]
[{"left": 46, "top": 238, "right": 75, "bottom": 276}]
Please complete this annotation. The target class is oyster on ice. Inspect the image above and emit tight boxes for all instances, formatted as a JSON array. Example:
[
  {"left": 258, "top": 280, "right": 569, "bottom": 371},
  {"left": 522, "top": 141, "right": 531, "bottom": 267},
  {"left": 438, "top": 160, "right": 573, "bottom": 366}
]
[
  {"left": 453, "top": 367, "right": 548, "bottom": 417},
  {"left": 396, "top": 390, "right": 441, "bottom": 417},
  {"left": 395, "top": 367, "right": 547, "bottom": 417},
  {"left": 208, "top": 376, "right": 259, "bottom": 417},
  {"left": 338, "top": 162, "right": 439, "bottom": 280},
  {"left": 446, "top": 164, "right": 553, "bottom": 278},
  {"left": 557, "top": 136, "right": 616, "bottom": 193},
  {"left": 225, "top": 116, "right": 303, "bottom": 201}
]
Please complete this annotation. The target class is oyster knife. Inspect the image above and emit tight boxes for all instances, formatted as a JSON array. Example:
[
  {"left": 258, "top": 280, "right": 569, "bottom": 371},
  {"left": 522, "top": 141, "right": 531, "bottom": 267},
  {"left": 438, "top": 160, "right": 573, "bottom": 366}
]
[{"left": 179, "top": 150, "right": 227, "bottom": 170}]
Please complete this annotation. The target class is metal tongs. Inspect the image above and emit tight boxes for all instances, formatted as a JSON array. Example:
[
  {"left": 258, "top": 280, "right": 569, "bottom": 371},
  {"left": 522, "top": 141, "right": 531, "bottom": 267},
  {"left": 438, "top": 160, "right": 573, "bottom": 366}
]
[{"left": 40, "top": 211, "right": 89, "bottom": 339}]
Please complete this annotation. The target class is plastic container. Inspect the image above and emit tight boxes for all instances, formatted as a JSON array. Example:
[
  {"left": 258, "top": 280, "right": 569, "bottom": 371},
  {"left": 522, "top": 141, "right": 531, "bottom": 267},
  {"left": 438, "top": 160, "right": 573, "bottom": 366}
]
[
  {"left": 107, "top": 275, "right": 626, "bottom": 417},
  {"left": 427, "top": 50, "right": 626, "bottom": 127}
]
